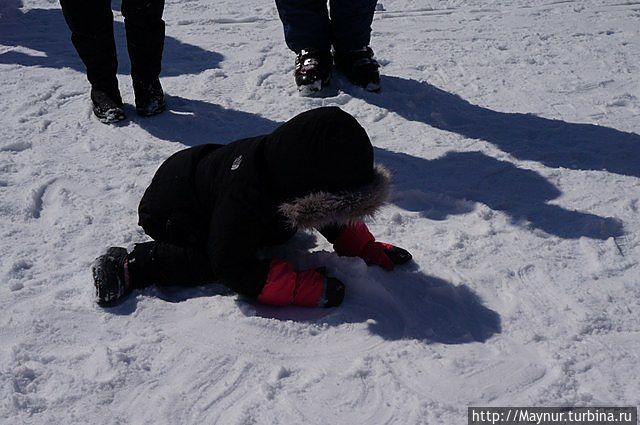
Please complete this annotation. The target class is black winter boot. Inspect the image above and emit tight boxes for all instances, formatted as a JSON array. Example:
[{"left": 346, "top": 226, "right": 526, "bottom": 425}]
[
  {"left": 294, "top": 49, "right": 332, "bottom": 95},
  {"left": 92, "top": 247, "right": 131, "bottom": 306},
  {"left": 133, "top": 79, "right": 166, "bottom": 116},
  {"left": 91, "top": 88, "right": 126, "bottom": 124},
  {"left": 334, "top": 46, "right": 381, "bottom": 92}
]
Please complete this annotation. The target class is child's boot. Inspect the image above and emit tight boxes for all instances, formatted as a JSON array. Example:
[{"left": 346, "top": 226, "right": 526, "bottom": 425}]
[{"left": 92, "top": 247, "right": 131, "bottom": 306}]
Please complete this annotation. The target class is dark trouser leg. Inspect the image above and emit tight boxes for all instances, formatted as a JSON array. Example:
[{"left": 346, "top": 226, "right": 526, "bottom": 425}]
[
  {"left": 60, "top": 0, "right": 119, "bottom": 94},
  {"left": 121, "top": 0, "right": 165, "bottom": 82},
  {"left": 274, "top": 0, "right": 331, "bottom": 53},
  {"left": 329, "top": 0, "right": 377, "bottom": 51},
  {"left": 127, "top": 241, "right": 214, "bottom": 288}
]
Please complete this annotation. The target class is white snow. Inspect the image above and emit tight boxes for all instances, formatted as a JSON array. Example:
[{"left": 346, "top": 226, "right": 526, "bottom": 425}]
[{"left": 1, "top": 0, "right": 639, "bottom": 423}]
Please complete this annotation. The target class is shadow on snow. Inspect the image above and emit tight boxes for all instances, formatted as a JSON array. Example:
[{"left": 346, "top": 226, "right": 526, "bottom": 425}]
[
  {"left": 132, "top": 95, "right": 280, "bottom": 145},
  {"left": 0, "top": 1, "right": 223, "bottom": 78},
  {"left": 378, "top": 148, "right": 623, "bottom": 240},
  {"left": 343, "top": 75, "right": 640, "bottom": 178},
  {"left": 240, "top": 265, "right": 502, "bottom": 345}
]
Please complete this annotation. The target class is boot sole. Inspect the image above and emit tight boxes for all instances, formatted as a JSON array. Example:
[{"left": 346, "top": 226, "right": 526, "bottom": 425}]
[
  {"left": 92, "top": 247, "right": 128, "bottom": 306},
  {"left": 92, "top": 258, "right": 118, "bottom": 306}
]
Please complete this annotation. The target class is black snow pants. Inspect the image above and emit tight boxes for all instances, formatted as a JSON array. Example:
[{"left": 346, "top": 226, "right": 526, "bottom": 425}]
[
  {"left": 60, "top": 0, "right": 165, "bottom": 93},
  {"left": 127, "top": 148, "right": 215, "bottom": 290},
  {"left": 127, "top": 240, "right": 215, "bottom": 289}
]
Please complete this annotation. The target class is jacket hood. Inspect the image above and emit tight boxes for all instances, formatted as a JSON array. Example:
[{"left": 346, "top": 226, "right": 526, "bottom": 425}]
[
  {"left": 263, "top": 107, "right": 375, "bottom": 200},
  {"left": 278, "top": 164, "right": 391, "bottom": 229}
]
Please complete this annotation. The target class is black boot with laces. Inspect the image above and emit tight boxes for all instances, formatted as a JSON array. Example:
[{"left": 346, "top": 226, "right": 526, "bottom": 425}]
[
  {"left": 91, "top": 88, "right": 125, "bottom": 124},
  {"left": 334, "top": 46, "right": 381, "bottom": 92},
  {"left": 294, "top": 49, "right": 332, "bottom": 95},
  {"left": 133, "top": 79, "right": 166, "bottom": 117}
]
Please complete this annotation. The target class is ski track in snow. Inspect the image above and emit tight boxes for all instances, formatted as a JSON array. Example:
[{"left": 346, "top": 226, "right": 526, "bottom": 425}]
[{"left": 1, "top": 0, "right": 639, "bottom": 423}]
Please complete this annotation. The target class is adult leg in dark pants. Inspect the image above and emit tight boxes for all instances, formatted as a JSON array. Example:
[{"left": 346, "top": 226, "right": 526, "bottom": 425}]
[
  {"left": 274, "top": 0, "right": 331, "bottom": 53},
  {"left": 121, "top": 0, "right": 167, "bottom": 115},
  {"left": 274, "top": 0, "right": 333, "bottom": 93},
  {"left": 274, "top": 0, "right": 377, "bottom": 53},
  {"left": 59, "top": 0, "right": 166, "bottom": 121},
  {"left": 60, "top": 0, "right": 121, "bottom": 102},
  {"left": 121, "top": 0, "right": 165, "bottom": 83},
  {"left": 273, "top": 0, "right": 381, "bottom": 92},
  {"left": 329, "top": 0, "right": 377, "bottom": 52},
  {"left": 329, "top": 0, "right": 380, "bottom": 91}
]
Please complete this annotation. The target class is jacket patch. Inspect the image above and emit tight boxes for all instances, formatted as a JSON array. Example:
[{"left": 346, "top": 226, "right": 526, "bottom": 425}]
[{"left": 231, "top": 155, "right": 243, "bottom": 171}]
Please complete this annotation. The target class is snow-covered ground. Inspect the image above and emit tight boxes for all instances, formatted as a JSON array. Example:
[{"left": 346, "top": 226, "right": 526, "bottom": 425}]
[{"left": 1, "top": 0, "right": 639, "bottom": 423}]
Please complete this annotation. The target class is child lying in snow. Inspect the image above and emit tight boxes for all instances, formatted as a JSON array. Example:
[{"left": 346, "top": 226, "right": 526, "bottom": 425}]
[{"left": 92, "top": 107, "right": 412, "bottom": 308}]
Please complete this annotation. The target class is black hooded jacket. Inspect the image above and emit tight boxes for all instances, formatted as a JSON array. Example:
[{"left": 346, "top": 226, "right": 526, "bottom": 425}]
[{"left": 138, "top": 107, "right": 390, "bottom": 296}]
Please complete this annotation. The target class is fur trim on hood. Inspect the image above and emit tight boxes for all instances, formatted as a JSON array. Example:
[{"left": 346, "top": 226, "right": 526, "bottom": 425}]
[{"left": 278, "top": 165, "right": 391, "bottom": 229}]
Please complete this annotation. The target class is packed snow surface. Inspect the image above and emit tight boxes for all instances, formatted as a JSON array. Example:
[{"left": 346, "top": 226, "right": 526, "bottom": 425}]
[{"left": 1, "top": 0, "right": 639, "bottom": 423}]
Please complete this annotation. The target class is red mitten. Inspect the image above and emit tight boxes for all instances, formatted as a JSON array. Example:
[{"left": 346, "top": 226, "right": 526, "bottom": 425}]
[
  {"left": 359, "top": 240, "right": 395, "bottom": 271},
  {"left": 258, "top": 259, "right": 325, "bottom": 307},
  {"left": 333, "top": 222, "right": 412, "bottom": 270}
]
